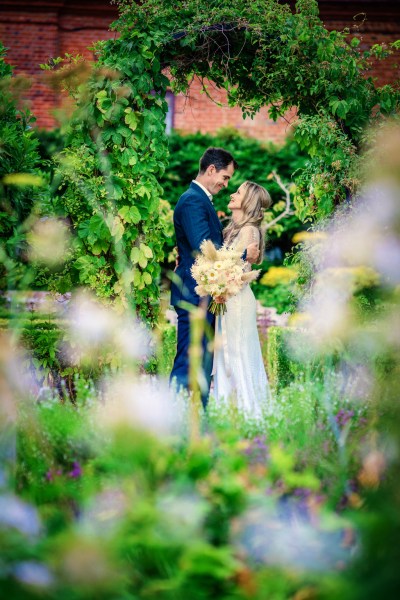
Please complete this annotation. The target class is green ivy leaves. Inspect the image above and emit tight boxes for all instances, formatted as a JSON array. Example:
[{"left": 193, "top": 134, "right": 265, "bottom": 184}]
[
  {"left": 118, "top": 205, "right": 141, "bottom": 224},
  {"left": 329, "top": 97, "right": 351, "bottom": 120},
  {"left": 131, "top": 243, "right": 153, "bottom": 269},
  {"left": 124, "top": 107, "right": 139, "bottom": 130}
]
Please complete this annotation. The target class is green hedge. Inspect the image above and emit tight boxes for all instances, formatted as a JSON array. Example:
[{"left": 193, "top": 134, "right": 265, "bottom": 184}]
[
  {"left": 266, "top": 325, "right": 397, "bottom": 393},
  {"left": 266, "top": 326, "right": 296, "bottom": 391},
  {"left": 266, "top": 326, "right": 335, "bottom": 392}
]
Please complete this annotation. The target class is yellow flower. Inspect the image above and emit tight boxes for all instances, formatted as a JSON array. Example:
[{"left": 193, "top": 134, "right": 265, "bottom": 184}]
[
  {"left": 288, "top": 312, "right": 311, "bottom": 327},
  {"left": 260, "top": 266, "right": 298, "bottom": 287},
  {"left": 350, "top": 266, "right": 380, "bottom": 289},
  {"left": 318, "top": 266, "right": 380, "bottom": 292},
  {"left": 292, "top": 231, "right": 328, "bottom": 244}
]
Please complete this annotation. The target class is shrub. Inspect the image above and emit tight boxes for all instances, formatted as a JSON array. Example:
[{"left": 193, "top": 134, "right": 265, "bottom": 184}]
[
  {"left": 266, "top": 326, "right": 295, "bottom": 391},
  {"left": 0, "top": 42, "right": 47, "bottom": 291},
  {"left": 252, "top": 265, "right": 299, "bottom": 313}
]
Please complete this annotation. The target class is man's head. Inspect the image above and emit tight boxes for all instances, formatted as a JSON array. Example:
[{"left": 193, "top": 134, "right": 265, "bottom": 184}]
[{"left": 197, "top": 147, "right": 238, "bottom": 195}]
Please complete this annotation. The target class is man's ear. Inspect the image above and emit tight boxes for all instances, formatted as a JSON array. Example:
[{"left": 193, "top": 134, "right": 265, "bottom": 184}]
[{"left": 206, "top": 164, "right": 216, "bottom": 175}]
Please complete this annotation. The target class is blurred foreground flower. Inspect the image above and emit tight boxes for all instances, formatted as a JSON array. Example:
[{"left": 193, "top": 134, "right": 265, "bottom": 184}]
[
  {"left": 0, "top": 494, "right": 41, "bottom": 536},
  {"left": 299, "top": 187, "right": 400, "bottom": 351},
  {"left": 27, "top": 218, "right": 70, "bottom": 266},
  {"left": 79, "top": 487, "right": 128, "bottom": 537},
  {"left": 157, "top": 487, "right": 209, "bottom": 542},
  {"left": 315, "top": 266, "right": 380, "bottom": 295},
  {"left": 292, "top": 231, "right": 328, "bottom": 244},
  {"left": 0, "top": 333, "right": 34, "bottom": 419},
  {"left": 320, "top": 185, "right": 400, "bottom": 284},
  {"left": 3, "top": 172, "right": 44, "bottom": 187},
  {"left": 287, "top": 312, "right": 311, "bottom": 327},
  {"left": 358, "top": 450, "right": 386, "bottom": 489},
  {"left": 13, "top": 561, "right": 54, "bottom": 589},
  {"left": 232, "top": 502, "right": 354, "bottom": 572},
  {"left": 55, "top": 535, "right": 124, "bottom": 592},
  {"left": 97, "top": 374, "right": 182, "bottom": 437},
  {"left": 65, "top": 292, "right": 150, "bottom": 365}
]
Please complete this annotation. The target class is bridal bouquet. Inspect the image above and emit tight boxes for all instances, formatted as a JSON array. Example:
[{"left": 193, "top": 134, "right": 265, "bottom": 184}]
[{"left": 191, "top": 240, "right": 260, "bottom": 316}]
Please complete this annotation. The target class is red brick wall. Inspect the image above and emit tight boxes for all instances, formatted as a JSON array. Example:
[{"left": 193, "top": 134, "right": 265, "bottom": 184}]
[
  {"left": 0, "top": 1, "right": 399, "bottom": 140},
  {"left": 0, "top": 1, "right": 117, "bottom": 128},
  {"left": 0, "top": 10, "right": 59, "bottom": 128},
  {"left": 173, "top": 78, "right": 297, "bottom": 144},
  {"left": 325, "top": 20, "right": 400, "bottom": 86}
]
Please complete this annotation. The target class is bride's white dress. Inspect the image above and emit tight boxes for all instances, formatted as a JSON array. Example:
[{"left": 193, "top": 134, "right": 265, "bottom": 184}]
[{"left": 212, "top": 225, "right": 271, "bottom": 417}]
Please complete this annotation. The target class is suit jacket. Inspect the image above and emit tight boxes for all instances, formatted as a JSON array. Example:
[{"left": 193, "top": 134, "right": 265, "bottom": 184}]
[{"left": 171, "top": 182, "right": 223, "bottom": 307}]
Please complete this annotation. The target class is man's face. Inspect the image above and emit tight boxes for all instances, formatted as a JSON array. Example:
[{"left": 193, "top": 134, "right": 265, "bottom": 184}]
[{"left": 204, "top": 162, "right": 235, "bottom": 195}]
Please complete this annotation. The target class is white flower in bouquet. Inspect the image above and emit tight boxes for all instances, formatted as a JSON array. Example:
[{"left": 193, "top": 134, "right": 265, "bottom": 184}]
[
  {"left": 207, "top": 269, "right": 218, "bottom": 282},
  {"left": 191, "top": 240, "right": 261, "bottom": 315}
]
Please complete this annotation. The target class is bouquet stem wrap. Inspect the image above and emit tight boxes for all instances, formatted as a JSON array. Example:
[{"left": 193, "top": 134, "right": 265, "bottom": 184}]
[{"left": 208, "top": 299, "right": 227, "bottom": 316}]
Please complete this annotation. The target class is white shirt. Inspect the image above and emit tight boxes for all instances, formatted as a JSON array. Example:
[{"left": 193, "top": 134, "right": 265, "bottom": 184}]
[{"left": 192, "top": 180, "right": 213, "bottom": 203}]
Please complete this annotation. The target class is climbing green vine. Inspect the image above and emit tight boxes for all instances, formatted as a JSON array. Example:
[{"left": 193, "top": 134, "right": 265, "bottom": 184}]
[{"left": 45, "top": 34, "right": 171, "bottom": 322}]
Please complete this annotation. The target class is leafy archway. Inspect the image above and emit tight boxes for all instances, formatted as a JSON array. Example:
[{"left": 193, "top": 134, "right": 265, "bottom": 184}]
[{"left": 51, "top": 0, "right": 399, "bottom": 322}]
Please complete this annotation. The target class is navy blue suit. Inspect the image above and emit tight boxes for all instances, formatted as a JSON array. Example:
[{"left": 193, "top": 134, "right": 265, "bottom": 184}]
[{"left": 170, "top": 182, "right": 223, "bottom": 407}]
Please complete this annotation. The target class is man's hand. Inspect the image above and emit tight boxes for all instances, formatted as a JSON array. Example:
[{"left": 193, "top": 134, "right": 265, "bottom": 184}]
[{"left": 246, "top": 242, "right": 260, "bottom": 264}]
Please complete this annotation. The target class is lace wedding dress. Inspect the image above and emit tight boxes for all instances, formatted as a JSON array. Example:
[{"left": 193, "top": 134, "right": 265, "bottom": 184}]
[{"left": 212, "top": 225, "right": 271, "bottom": 417}]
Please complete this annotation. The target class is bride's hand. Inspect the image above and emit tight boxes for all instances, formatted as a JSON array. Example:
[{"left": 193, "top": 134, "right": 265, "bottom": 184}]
[
  {"left": 246, "top": 242, "right": 259, "bottom": 264},
  {"left": 214, "top": 295, "right": 226, "bottom": 304}
]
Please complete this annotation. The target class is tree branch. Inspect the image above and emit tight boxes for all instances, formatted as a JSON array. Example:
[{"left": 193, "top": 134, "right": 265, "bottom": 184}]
[{"left": 265, "top": 170, "right": 294, "bottom": 230}]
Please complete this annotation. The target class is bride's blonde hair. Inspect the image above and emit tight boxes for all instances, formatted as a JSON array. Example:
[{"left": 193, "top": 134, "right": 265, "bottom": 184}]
[{"left": 224, "top": 181, "right": 272, "bottom": 265}]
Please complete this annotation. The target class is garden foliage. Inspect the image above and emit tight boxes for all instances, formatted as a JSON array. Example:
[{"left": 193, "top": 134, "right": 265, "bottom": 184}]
[{"left": 1, "top": 373, "right": 373, "bottom": 599}]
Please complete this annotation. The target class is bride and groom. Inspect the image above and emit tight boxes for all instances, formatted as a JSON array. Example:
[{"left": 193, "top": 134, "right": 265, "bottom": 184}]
[{"left": 170, "top": 147, "right": 271, "bottom": 415}]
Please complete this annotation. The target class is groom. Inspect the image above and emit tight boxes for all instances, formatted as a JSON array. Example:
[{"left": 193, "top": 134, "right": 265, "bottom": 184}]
[{"left": 170, "top": 147, "right": 259, "bottom": 408}]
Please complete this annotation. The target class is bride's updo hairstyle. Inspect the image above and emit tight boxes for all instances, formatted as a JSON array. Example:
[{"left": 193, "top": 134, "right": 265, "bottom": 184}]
[{"left": 224, "top": 181, "right": 272, "bottom": 264}]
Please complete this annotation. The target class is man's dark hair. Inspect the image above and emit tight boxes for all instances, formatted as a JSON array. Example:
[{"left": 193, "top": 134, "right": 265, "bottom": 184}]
[{"left": 199, "top": 147, "right": 238, "bottom": 173}]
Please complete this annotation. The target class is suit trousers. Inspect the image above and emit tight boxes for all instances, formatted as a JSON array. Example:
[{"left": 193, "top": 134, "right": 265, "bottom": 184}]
[{"left": 170, "top": 303, "right": 215, "bottom": 409}]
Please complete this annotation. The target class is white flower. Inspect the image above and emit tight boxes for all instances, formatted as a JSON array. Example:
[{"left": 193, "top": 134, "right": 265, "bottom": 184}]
[{"left": 207, "top": 269, "right": 218, "bottom": 282}]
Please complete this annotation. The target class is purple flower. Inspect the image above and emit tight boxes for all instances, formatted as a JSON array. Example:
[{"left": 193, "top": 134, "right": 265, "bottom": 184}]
[
  {"left": 293, "top": 487, "right": 312, "bottom": 499},
  {"left": 243, "top": 435, "right": 269, "bottom": 464},
  {"left": 69, "top": 461, "right": 82, "bottom": 478},
  {"left": 335, "top": 408, "right": 355, "bottom": 428}
]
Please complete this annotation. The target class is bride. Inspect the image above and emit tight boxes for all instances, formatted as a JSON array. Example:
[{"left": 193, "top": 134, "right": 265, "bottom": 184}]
[{"left": 212, "top": 180, "right": 272, "bottom": 416}]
